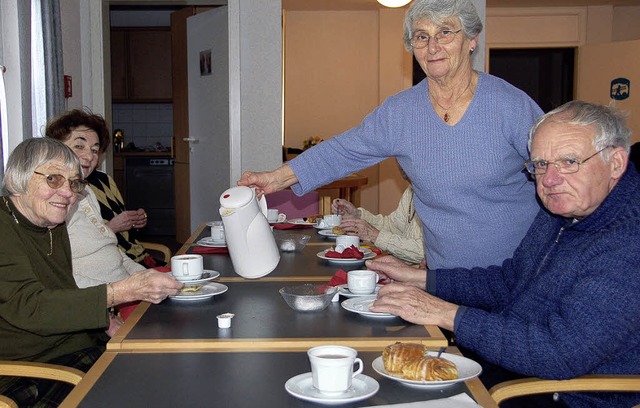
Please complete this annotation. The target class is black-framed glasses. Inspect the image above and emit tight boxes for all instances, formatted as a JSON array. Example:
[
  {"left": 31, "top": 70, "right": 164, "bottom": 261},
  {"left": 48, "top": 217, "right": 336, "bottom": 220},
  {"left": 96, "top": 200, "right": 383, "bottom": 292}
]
[
  {"left": 410, "top": 29, "right": 462, "bottom": 49},
  {"left": 33, "top": 171, "right": 88, "bottom": 193},
  {"left": 524, "top": 146, "right": 613, "bottom": 175}
]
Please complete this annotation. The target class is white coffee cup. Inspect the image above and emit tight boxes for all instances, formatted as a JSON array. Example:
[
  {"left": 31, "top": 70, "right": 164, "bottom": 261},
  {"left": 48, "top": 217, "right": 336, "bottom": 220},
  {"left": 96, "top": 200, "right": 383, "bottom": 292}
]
[
  {"left": 347, "top": 270, "right": 379, "bottom": 295},
  {"left": 335, "top": 235, "right": 360, "bottom": 252},
  {"left": 322, "top": 214, "right": 342, "bottom": 228},
  {"left": 171, "top": 254, "right": 204, "bottom": 281},
  {"left": 210, "top": 221, "right": 225, "bottom": 242},
  {"left": 307, "top": 345, "right": 363, "bottom": 394},
  {"left": 267, "top": 209, "right": 286, "bottom": 223}
]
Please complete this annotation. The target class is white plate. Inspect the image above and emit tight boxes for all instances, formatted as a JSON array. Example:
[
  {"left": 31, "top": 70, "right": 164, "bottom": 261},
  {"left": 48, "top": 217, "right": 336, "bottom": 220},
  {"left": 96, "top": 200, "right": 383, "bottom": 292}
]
[
  {"left": 318, "top": 229, "right": 340, "bottom": 239},
  {"left": 285, "top": 372, "right": 379, "bottom": 406},
  {"left": 371, "top": 353, "right": 482, "bottom": 389},
  {"left": 196, "top": 237, "right": 227, "bottom": 248},
  {"left": 337, "top": 284, "right": 382, "bottom": 298},
  {"left": 316, "top": 248, "right": 375, "bottom": 264},
  {"left": 341, "top": 297, "right": 396, "bottom": 318},
  {"left": 175, "top": 270, "right": 220, "bottom": 286},
  {"left": 169, "top": 282, "right": 228, "bottom": 301},
  {"left": 287, "top": 218, "right": 316, "bottom": 226}
]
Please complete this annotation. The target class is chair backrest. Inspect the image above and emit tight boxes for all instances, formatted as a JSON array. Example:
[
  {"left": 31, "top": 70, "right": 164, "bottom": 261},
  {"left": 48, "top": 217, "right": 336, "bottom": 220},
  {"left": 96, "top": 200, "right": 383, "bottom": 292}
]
[
  {"left": 490, "top": 375, "right": 640, "bottom": 406},
  {"left": 265, "top": 190, "right": 319, "bottom": 219}
]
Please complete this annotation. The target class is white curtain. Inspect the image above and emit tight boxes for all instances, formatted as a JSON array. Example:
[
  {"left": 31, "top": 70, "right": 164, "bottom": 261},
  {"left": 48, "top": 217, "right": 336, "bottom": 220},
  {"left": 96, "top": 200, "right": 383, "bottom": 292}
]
[{"left": 31, "top": 0, "right": 64, "bottom": 138}]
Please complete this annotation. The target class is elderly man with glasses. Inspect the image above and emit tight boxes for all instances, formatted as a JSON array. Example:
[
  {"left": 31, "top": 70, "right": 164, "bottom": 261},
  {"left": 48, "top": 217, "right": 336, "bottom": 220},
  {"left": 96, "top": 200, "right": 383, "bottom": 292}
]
[{"left": 367, "top": 100, "right": 640, "bottom": 408}]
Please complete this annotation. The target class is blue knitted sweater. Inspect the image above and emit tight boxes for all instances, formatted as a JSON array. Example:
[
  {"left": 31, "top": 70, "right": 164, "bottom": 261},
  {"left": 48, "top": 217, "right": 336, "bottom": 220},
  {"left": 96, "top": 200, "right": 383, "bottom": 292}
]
[
  {"left": 434, "top": 167, "right": 640, "bottom": 407},
  {"left": 289, "top": 72, "right": 542, "bottom": 269}
]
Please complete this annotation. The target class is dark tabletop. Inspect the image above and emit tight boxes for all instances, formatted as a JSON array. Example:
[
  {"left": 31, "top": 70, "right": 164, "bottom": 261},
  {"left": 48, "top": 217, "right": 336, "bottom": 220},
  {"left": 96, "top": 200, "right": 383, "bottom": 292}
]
[
  {"left": 75, "top": 351, "right": 485, "bottom": 408},
  {"left": 187, "top": 228, "right": 375, "bottom": 281},
  {"left": 113, "top": 281, "right": 444, "bottom": 351}
]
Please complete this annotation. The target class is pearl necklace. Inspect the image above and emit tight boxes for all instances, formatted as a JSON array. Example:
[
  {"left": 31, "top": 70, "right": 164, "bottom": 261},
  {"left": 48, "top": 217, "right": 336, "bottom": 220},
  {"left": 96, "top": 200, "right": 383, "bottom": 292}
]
[
  {"left": 430, "top": 76, "right": 473, "bottom": 123},
  {"left": 3, "top": 196, "right": 53, "bottom": 256}
]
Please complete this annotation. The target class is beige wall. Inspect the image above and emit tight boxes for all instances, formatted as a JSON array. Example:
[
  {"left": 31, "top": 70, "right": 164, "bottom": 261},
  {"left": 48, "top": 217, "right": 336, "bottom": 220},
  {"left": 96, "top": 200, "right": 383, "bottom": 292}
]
[{"left": 284, "top": 8, "right": 411, "bottom": 214}]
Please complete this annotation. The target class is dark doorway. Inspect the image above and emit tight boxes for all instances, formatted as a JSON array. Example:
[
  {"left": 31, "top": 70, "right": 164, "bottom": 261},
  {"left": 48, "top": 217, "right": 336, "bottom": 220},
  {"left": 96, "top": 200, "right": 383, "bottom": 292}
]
[
  {"left": 489, "top": 48, "right": 575, "bottom": 112},
  {"left": 412, "top": 48, "right": 575, "bottom": 113}
]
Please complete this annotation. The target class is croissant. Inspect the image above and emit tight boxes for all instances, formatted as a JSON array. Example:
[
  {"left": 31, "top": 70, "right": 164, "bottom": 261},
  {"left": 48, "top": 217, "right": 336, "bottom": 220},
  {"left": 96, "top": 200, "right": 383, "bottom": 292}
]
[
  {"left": 382, "top": 342, "right": 426, "bottom": 374},
  {"left": 401, "top": 356, "right": 458, "bottom": 381}
]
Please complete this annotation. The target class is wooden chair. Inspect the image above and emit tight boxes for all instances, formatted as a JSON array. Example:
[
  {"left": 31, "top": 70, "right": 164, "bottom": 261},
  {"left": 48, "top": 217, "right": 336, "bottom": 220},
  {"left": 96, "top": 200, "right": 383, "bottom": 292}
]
[
  {"left": 0, "top": 361, "right": 85, "bottom": 407},
  {"left": 489, "top": 375, "right": 640, "bottom": 406},
  {"left": 140, "top": 241, "right": 172, "bottom": 264}
]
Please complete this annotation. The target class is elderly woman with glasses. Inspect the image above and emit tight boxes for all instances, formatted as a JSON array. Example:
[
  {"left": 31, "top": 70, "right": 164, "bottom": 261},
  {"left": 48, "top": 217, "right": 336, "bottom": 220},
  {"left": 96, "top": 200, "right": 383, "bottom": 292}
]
[
  {"left": 239, "top": 0, "right": 543, "bottom": 272},
  {"left": 0, "top": 138, "right": 182, "bottom": 406}
]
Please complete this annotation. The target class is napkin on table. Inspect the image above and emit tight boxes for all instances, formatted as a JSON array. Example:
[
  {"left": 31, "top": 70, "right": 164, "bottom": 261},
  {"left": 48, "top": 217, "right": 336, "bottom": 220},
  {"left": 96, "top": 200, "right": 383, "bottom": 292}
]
[
  {"left": 192, "top": 246, "right": 229, "bottom": 254},
  {"left": 272, "top": 223, "right": 313, "bottom": 230},
  {"left": 362, "top": 393, "right": 481, "bottom": 408}
]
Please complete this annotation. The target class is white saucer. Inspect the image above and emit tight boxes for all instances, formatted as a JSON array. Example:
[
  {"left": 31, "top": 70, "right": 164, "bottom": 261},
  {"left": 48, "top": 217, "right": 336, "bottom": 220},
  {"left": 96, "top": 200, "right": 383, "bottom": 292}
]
[
  {"left": 316, "top": 248, "right": 375, "bottom": 264},
  {"left": 287, "top": 218, "right": 316, "bottom": 226},
  {"left": 318, "top": 229, "right": 339, "bottom": 239},
  {"left": 174, "top": 270, "right": 220, "bottom": 286},
  {"left": 284, "top": 372, "right": 379, "bottom": 406},
  {"left": 341, "top": 297, "right": 396, "bottom": 318},
  {"left": 196, "top": 237, "right": 227, "bottom": 247},
  {"left": 371, "top": 353, "right": 482, "bottom": 388},
  {"left": 169, "top": 282, "right": 228, "bottom": 301},
  {"left": 337, "top": 284, "right": 382, "bottom": 298}
]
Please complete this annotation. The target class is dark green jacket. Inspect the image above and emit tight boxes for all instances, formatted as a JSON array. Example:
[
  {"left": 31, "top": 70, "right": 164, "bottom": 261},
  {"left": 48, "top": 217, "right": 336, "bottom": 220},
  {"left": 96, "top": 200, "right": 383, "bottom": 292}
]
[{"left": 0, "top": 197, "right": 108, "bottom": 363}]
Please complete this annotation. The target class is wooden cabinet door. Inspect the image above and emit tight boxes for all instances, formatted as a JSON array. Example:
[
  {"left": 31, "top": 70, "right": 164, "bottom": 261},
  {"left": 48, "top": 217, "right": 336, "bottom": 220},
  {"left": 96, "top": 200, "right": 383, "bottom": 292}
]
[
  {"left": 128, "top": 30, "right": 172, "bottom": 101},
  {"left": 111, "top": 30, "right": 128, "bottom": 100}
]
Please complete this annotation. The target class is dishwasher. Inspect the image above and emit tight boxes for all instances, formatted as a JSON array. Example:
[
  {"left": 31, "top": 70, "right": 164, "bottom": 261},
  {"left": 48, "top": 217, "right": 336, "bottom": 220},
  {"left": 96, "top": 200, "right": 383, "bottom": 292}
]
[{"left": 125, "top": 157, "right": 175, "bottom": 236}]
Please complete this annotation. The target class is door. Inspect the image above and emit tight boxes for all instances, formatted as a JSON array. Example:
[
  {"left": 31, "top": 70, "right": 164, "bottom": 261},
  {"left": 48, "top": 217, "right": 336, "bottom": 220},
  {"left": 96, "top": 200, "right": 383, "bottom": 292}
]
[
  {"left": 186, "top": 7, "right": 230, "bottom": 233},
  {"left": 577, "top": 39, "right": 640, "bottom": 143}
]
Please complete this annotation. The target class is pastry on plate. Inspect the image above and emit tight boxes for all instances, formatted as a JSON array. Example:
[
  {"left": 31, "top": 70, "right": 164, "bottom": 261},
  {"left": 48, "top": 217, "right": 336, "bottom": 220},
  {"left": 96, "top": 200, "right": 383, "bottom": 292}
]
[
  {"left": 332, "top": 226, "right": 345, "bottom": 235},
  {"left": 401, "top": 355, "right": 458, "bottom": 381},
  {"left": 180, "top": 285, "right": 202, "bottom": 293},
  {"left": 382, "top": 342, "right": 426, "bottom": 374},
  {"left": 303, "top": 214, "right": 321, "bottom": 223}
]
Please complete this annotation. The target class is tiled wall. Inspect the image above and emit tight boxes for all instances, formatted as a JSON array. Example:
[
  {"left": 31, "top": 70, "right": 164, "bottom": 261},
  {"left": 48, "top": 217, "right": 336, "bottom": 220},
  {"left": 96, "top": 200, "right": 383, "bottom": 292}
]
[{"left": 112, "top": 103, "right": 173, "bottom": 151}]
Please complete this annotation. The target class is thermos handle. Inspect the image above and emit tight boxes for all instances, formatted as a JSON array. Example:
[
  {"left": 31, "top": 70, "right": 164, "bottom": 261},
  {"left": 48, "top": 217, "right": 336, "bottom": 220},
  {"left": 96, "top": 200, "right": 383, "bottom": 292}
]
[{"left": 255, "top": 188, "right": 268, "bottom": 218}]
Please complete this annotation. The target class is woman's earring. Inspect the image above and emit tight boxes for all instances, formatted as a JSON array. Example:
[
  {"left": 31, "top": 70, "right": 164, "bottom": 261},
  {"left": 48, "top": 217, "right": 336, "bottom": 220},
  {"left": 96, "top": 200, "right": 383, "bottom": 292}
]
[{"left": 470, "top": 48, "right": 475, "bottom": 53}]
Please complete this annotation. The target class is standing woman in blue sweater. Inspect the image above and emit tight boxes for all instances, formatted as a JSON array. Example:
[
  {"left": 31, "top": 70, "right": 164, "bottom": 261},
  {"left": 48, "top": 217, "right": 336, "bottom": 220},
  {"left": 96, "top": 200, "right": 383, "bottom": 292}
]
[{"left": 239, "top": 0, "right": 542, "bottom": 270}]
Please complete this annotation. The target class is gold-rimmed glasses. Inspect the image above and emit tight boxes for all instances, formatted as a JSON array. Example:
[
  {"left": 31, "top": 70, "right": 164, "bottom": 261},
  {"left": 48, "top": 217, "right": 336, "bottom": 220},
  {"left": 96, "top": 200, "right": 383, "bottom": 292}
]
[
  {"left": 410, "top": 29, "right": 462, "bottom": 49},
  {"left": 33, "top": 171, "right": 88, "bottom": 193}
]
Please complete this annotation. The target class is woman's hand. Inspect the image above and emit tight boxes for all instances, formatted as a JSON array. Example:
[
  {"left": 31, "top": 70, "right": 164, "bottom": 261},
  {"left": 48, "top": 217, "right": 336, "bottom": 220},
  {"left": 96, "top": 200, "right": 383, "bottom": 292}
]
[
  {"left": 365, "top": 255, "right": 426, "bottom": 287},
  {"left": 331, "top": 199, "right": 359, "bottom": 218},
  {"left": 370, "top": 284, "right": 458, "bottom": 331},
  {"left": 108, "top": 209, "right": 147, "bottom": 233},
  {"left": 237, "top": 165, "right": 298, "bottom": 197},
  {"left": 340, "top": 218, "right": 379, "bottom": 243},
  {"left": 111, "top": 270, "right": 183, "bottom": 305}
]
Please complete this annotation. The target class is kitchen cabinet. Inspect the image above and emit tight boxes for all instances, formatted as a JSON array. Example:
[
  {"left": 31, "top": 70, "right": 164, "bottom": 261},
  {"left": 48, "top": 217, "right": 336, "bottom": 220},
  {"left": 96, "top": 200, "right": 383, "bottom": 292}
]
[{"left": 111, "top": 28, "right": 172, "bottom": 102}]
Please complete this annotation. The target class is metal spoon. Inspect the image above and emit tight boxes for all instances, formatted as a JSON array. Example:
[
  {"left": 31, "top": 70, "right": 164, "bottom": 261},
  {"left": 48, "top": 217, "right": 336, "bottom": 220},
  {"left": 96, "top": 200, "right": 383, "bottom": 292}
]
[{"left": 436, "top": 346, "right": 446, "bottom": 358}]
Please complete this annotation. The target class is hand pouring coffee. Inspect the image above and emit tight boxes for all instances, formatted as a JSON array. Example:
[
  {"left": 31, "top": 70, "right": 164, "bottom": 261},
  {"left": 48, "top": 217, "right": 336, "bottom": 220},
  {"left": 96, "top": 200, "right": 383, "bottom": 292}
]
[{"left": 219, "top": 186, "right": 280, "bottom": 279}]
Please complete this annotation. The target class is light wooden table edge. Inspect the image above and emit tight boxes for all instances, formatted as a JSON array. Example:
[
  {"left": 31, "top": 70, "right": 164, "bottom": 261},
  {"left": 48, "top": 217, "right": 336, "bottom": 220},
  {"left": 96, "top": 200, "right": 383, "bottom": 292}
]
[{"left": 106, "top": 335, "right": 448, "bottom": 353}]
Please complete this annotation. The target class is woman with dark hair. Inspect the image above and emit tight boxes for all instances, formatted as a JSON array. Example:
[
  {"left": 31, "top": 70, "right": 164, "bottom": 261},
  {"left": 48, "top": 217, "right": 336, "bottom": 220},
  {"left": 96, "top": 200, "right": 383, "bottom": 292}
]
[{"left": 46, "top": 108, "right": 163, "bottom": 268}]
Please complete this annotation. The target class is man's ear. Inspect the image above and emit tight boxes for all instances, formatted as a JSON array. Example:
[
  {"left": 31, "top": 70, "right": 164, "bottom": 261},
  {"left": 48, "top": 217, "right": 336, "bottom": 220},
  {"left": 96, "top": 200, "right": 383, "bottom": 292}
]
[{"left": 609, "top": 147, "right": 628, "bottom": 179}]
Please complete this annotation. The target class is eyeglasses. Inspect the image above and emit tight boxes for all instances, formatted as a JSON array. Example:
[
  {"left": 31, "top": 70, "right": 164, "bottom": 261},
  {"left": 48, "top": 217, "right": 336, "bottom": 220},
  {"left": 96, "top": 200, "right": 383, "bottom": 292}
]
[
  {"left": 410, "top": 29, "right": 462, "bottom": 49},
  {"left": 33, "top": 171, "right": 88, "bottom": 193},
  {"left": 524, "top": 146, "right": 613, "bottom": 175}
]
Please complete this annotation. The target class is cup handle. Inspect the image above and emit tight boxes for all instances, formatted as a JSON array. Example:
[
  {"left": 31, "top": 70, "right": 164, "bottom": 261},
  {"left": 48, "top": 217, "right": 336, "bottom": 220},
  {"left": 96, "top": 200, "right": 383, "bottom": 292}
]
[{"left": 352, "top": 358, "right": 363, "bottom": 377}]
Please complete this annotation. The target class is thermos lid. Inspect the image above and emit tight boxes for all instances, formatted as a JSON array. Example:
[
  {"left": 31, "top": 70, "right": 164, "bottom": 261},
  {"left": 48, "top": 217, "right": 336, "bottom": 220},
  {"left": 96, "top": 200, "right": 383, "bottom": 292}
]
[{"left": 219, "top": 186, "right": 254, "bottom": 209}]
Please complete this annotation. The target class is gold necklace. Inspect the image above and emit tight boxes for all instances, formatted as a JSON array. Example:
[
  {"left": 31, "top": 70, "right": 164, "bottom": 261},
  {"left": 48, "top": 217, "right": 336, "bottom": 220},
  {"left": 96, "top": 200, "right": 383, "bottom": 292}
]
[
  {"left": 3, "top": 196, "right": 53, "bottom": 256},
  {"left": 430, "top": 76, "right": 473, "bottom": 123}
]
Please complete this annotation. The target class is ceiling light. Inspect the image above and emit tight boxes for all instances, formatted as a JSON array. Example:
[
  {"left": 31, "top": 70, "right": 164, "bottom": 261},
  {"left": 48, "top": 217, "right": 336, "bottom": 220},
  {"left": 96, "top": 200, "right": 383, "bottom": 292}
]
[{"left": 377, "top": 0, "right": 412, "bottom": 7}]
